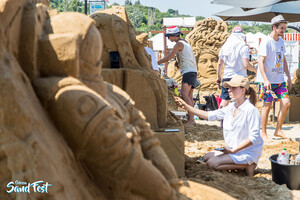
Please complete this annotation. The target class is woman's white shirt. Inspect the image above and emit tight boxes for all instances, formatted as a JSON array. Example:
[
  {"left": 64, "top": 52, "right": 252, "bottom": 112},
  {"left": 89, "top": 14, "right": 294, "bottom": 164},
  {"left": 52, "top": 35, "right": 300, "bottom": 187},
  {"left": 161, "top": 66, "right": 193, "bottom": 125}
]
[{"left": 208, "top": 99, "right": 263, "bottom": 164}]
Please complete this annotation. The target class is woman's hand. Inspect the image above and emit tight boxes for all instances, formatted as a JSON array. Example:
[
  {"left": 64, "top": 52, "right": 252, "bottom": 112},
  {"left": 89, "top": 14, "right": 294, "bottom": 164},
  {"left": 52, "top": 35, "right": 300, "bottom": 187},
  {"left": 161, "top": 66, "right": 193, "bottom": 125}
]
[
  {"left": 174, "top": 97, "right": 187, "bottom": 110},
  {"left": 222, "top": 147, "right": 236, "bottom": 154}
]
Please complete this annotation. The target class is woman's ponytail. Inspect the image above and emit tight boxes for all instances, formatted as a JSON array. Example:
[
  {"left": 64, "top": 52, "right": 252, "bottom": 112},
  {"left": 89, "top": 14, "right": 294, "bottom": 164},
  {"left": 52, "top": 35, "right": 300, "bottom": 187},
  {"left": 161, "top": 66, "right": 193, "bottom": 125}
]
[{"left": 245, "top": 87, "right": 257, "bottom": 106}]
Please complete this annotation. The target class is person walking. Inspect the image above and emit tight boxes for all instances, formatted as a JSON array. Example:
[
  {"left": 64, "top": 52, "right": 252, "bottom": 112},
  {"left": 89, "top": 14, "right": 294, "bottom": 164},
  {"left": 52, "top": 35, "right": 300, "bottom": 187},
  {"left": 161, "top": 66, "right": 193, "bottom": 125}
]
[
  {"left": 158, "top": 26, "right": 198, "bottom": 125},
  {"left": 216, "top": 26, "right": 257, "bottom": 108},
  {"left": 256, "top": 15, "right": 292, "bottom": 140},
  {"left": 175, "top": 75, "right": 263, "bottom": 176}
]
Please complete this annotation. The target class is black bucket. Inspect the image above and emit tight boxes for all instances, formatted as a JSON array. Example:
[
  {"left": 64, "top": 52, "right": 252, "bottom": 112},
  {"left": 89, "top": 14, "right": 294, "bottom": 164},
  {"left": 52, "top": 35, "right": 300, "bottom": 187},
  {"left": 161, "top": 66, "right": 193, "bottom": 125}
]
[{"left": 269, "top": 154, "right": 300, "bottom": 190}]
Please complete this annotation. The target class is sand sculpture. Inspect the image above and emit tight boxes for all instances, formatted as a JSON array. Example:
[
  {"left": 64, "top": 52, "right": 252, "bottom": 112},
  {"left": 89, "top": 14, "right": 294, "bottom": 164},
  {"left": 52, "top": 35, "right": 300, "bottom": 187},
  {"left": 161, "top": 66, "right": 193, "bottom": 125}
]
[
  {"left": 0, "top": 1, "right": 238, "bottom": 199},
  {"left": 90, "top": 7, "right": 168, "bottom": 130},
  {"left": 168, "top": 18, "right": 229, "bottom": 92},
  {"left": 1, "top": 0, "right": 180, "bottom": 199},
  {"left": 289, "top": 68, "right": 300, "bottom": 94}
]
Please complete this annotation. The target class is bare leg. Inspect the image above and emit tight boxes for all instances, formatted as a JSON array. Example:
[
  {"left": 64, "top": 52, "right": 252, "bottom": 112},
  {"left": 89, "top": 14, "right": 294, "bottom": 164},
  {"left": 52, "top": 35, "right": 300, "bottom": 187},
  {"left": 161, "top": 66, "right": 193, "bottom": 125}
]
[
  {"left": 274, "top": 97, "right": 290, "bottom": 138},
  {"left": 206, "top": 154, "right": 257, "bottom": 177},
  {"left": 261, "top": 102, "right": 272, "bottom": 140},
  {"left": 203, "top": 151, "right": 224, "bottom": 162},
  {"left": 181, "top": 83, "right": 194, "bottom": 124}
]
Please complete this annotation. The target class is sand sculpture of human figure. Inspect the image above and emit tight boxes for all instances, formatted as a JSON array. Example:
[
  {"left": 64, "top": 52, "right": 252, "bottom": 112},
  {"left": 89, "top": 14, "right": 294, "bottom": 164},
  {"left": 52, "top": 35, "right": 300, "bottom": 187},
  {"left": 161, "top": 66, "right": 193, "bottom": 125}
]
[
  {"left": 90, "top": 7, "right": 169, "bottom": 130},
  {"left": 216, "top": 26, "right": 257, "bottom": 108},
  {"left": 158, "top": 26, "right": 199, "bottom": 125},
  {"left": 1, "top": 1, "right": 239, "bottom": 199},
  {"left": 90, "top": 6, "right": 153, "bottom": 71},
  {"left": 289, "top": 68, "right": 300, "bottom": 94},
  {"left": 175, "top": 75, "right": 263, "bottom": 176},
  {"left": 257, "top": 15, "right": 292, "bottom": 140},
  {"left": 16, "top": 6, "right": 179, "bottom": 199},
  {"left": 186, "top": 18, "right": 230, "bottom": 92}
]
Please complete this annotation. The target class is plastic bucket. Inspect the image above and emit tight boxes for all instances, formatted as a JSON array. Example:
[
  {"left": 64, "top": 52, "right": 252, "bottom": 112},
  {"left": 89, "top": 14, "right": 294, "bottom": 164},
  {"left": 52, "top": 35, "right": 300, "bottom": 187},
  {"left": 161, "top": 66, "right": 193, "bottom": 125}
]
[{"left": 269, "top": 154, "right": 300, "bottom": 190}]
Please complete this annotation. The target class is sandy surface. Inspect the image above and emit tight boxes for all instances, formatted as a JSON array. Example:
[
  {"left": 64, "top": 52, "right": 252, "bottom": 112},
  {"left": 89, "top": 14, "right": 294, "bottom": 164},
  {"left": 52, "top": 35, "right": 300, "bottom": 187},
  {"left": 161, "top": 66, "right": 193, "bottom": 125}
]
[{"left": 184, "top": 121, "right": 300, "bottom": 200}]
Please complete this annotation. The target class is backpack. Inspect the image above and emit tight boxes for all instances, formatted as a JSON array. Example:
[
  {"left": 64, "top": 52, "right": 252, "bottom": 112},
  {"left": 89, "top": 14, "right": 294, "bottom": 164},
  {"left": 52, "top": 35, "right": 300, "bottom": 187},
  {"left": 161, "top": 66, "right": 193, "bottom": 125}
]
[{"left": 204, "top": 95, "right": 219, "bottom": 111}]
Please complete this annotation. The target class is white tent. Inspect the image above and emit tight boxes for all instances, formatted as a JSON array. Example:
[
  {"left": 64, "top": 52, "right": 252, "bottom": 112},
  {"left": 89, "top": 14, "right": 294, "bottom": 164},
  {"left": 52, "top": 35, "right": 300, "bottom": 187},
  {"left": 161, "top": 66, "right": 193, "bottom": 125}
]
[
  {"left": 149, "top": 33, "right": 176, "bottom": 51},
  {"left": 245, "top": 32, "right": 268, "bottom": 50}
]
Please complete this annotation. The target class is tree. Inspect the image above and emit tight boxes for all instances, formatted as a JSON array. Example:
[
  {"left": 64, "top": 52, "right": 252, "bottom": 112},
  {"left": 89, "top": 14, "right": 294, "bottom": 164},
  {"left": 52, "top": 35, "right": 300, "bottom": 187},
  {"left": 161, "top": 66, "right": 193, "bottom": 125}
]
[
  {"left": 125, "top": 0, "right": 132, "bottom": 6},
  {"left": 196, "top": 16, "right": 205, "bottom": 21},
  {"left": 130, "top": 6, "right": 144, "bottom": 28},
  {"left": 134, "top": 0, "right": 141, "bottom": 5},
  {"left": 49, "top": 0, "right": 85, "bottom": 13}
]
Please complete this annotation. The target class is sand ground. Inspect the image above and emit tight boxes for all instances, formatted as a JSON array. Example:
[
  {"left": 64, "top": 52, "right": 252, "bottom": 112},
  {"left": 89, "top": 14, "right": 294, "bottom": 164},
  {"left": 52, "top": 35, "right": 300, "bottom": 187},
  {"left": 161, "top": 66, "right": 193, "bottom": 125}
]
[{"left": 184, "top": 120, "right": 300, "bottom": 200}]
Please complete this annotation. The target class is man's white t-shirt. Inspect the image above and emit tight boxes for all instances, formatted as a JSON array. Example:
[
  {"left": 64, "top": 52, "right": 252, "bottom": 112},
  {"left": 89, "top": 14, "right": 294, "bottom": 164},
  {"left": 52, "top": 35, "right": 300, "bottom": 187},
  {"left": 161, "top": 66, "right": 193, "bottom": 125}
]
[
  {"left": 256, "top": 36, "right": 286, "bottom": 83},
  {"left": 219, "top": 45, "right": 249, "bottom": 78}
]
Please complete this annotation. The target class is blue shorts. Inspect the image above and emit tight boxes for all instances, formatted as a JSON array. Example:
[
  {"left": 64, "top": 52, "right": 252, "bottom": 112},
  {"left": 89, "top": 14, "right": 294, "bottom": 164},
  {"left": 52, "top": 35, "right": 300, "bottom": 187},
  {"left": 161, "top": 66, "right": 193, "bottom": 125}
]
[
  {"left": 220, "top": 78, "right": 232, "bottom": 100},
  {"left": 182, "top": 72, "right": 199, "bottom": 89}
]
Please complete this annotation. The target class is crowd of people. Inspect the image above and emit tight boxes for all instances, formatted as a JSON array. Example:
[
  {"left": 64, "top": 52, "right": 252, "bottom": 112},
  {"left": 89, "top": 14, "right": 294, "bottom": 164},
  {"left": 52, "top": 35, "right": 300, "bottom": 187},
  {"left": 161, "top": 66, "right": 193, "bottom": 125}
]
[{"left": 156, "top": 15, "right": 292, "bottom": 176}]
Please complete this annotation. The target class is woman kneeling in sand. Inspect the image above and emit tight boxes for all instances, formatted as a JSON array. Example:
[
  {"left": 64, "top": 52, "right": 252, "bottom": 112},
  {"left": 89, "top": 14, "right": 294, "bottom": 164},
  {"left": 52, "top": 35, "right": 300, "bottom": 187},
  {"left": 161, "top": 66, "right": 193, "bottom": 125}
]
[{"left": 175, "top": 75, "right": 263, "bottom": 176}]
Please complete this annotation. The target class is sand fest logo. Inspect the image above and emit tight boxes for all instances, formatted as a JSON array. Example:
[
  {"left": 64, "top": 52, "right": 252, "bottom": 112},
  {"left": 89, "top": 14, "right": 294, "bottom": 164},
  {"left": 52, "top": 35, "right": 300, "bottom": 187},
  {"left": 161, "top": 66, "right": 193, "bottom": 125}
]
[{"left": 6, "top": 180, "right": 52, "bottom": 194}]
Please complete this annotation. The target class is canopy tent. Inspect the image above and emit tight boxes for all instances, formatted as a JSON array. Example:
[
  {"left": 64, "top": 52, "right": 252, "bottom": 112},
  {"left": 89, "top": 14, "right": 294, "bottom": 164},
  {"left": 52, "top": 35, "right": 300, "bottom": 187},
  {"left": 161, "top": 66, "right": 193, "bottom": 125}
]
[
  {"left": 245, "top": 32, "right": 268, "bottom": 49},
  {"left": 214, "top": 1, "right": 300, "bottom": 22},
  {"left": 211, "top": 0, "right": 297, "bottom": 9}
]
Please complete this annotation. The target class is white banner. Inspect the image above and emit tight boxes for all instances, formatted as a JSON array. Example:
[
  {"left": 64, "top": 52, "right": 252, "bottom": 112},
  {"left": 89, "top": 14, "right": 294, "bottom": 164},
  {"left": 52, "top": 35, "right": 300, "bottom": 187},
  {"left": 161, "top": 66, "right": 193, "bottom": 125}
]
[
  {"left": 163, "top": 17, "right": 196, "bottom": 27},
  {"left": 284, "top": 40, "right": 299, "bottom": 80}
]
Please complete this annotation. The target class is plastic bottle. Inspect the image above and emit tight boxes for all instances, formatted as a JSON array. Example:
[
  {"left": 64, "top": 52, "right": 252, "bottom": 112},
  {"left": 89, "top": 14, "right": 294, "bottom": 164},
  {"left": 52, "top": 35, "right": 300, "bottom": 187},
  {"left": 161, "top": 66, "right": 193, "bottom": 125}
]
[
  {"left": 277, "top": 152, "right": 289, "bottom": 164},
  {"left": 277, "top": 148, "right": 290, "bottom": 164},
  {"left": 278, "top": 148, "right": 288, "bottom": 157},
  {"left": 174, "top": 85, "right": 179, "bottom": 96},
  {"left": 194, "top": 103, "right": 199, "bottom": 120},
  {"left": 295, "top": 154, "right": 300, "bottom": 164},
  {"left": 295, "top": 139, "right": 300, "bottom": 164}
]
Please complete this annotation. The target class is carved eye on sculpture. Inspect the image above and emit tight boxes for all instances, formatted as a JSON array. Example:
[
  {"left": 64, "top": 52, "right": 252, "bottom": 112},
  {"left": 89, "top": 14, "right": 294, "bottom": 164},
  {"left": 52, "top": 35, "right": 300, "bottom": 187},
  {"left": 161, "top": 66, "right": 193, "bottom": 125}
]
[
  {"left": 211, "top": 57, "right": 218, "bottom": 63},
  {"left": 199, "top": 59, "right": 207, "bottom": 64}
]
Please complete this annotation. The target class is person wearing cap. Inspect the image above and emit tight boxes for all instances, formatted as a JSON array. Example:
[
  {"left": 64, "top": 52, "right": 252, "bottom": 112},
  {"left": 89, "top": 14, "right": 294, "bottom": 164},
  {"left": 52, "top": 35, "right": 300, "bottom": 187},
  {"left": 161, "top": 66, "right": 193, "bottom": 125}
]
[
  {"left": 216, "top": 26, "right": 257, "bottom": 108},
  {"left": 256, "top": 15, "right": 292, "bottom": 140},
  {"left": 158, "top": 26, "right": 198, "bottom": 125},
  {"left": 175, "top": 75, "right": 263, "bottom": 176}
]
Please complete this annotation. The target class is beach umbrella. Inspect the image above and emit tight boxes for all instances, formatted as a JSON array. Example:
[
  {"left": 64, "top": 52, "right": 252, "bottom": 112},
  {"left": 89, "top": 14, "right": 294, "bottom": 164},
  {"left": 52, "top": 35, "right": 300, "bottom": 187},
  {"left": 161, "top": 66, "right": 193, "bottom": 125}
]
[
  {"left": 211, "top": 0, "right": 298, "bottom": 9},
  {"left": 214, "top": 1, "right": 300, "bottom": 22}
]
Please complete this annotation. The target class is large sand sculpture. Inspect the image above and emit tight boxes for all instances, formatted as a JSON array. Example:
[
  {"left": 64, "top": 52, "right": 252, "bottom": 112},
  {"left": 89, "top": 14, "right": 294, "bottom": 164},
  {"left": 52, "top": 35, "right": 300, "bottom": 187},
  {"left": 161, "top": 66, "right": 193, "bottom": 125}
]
[
  {"left": 168, "top": 18, "right": 229, "bottom": 92},
  {"left": 90, "top": 7, "right": 168, "bottom": 130},
  {"left": 1, "top": 0, "right": 181, "bottom": 199},
  {"left": 0, "top": 1, "right": 237, "bottom": 199}
]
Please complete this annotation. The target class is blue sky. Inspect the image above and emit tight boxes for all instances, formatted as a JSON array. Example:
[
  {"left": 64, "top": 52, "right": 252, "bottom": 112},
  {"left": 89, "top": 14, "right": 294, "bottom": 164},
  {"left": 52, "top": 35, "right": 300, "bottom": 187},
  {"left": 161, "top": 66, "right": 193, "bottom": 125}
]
[{"left": 108, "top": 0, "right": 232, "bottom": 19}]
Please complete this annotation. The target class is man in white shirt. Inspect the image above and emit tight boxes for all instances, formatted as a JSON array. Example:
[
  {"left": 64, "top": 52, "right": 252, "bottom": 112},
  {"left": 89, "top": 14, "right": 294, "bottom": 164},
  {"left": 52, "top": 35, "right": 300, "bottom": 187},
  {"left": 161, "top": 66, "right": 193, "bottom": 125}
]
[
  {"left": 256, "top": 15, "right": 292, "bottom": 140},
  {"left": 217, "top": 26, "right": 256, "bottom": 108}
]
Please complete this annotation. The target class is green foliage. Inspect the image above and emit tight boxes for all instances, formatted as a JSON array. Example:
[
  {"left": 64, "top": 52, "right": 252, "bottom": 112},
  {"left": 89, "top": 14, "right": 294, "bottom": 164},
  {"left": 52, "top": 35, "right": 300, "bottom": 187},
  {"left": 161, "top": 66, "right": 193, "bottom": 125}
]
[
  {"left": 196, "top": 16, "right": 205, "bottom": 21},
  {"left": 49, "top": 0, "right": 85, "bottom": 13},
  {"left": 227, "top": 21, "right": 293, "bottom": 35},
  {"left": 123, "top": 4, "right": 203, "bottom": 33},
  {"left": 125, "top": 0, "right": 132, "bottom": 6},
  {"left": 50, "top": 1, "right": 287, "bottom": 35}
]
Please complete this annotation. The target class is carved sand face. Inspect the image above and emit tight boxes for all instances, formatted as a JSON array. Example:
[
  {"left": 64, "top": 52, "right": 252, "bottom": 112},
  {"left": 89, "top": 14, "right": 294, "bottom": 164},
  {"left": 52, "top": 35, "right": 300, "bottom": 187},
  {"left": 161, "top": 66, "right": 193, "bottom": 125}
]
[{"left": 198, "top": 53, "right": 218, "bottom": 79}]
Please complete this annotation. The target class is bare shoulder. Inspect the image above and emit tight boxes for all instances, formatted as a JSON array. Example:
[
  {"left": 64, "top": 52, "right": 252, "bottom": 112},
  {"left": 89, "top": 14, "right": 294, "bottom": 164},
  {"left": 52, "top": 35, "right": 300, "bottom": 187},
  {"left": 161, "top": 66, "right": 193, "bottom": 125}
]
[{"left": 175, "top": 41, "right": 184, "bottom": 51}]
